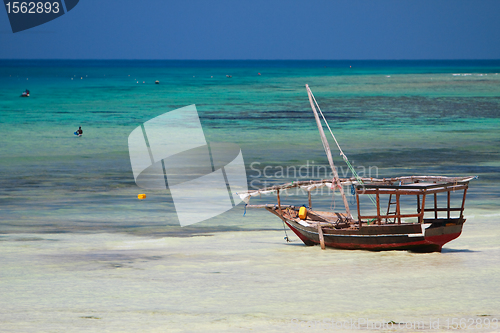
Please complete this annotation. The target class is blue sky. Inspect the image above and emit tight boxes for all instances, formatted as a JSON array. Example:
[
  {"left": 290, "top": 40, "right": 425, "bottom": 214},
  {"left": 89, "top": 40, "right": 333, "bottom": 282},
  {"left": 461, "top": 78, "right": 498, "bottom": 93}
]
[{"left": 1, "top": 0, "right": 499, "bottom": 59}]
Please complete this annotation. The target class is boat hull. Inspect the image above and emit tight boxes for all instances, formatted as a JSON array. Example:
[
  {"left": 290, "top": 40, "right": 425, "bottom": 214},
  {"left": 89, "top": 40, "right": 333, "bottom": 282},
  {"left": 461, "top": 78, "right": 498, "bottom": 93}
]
[{"left": 285, "top": 219, "right": 464, "bottom": 253}]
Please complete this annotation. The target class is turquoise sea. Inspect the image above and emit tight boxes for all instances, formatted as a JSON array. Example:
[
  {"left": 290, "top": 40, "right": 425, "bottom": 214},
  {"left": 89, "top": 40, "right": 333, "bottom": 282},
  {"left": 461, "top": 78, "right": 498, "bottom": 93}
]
[{"left": 0, "top": 60, "right": 499, "bottom": 332}]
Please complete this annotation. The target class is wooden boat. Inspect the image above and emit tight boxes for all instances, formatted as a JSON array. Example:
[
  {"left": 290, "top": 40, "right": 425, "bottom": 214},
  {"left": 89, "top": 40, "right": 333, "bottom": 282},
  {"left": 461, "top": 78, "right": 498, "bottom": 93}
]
[{"left": 241, "top": 85, "right": 474, "bottom": 253}]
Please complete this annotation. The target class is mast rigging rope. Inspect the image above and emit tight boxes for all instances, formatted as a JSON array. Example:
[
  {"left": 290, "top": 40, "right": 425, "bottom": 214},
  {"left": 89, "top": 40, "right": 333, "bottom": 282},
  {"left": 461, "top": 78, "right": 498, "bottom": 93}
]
[{"left": 307, "top": 87, "right": 377, "bottom": 207}]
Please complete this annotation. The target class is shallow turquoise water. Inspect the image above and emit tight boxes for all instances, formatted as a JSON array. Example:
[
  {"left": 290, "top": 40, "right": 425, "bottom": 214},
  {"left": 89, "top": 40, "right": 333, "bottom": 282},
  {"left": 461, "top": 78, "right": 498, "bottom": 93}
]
[{"left": 1, "top": 60, "right": 499, "bottom": 233}]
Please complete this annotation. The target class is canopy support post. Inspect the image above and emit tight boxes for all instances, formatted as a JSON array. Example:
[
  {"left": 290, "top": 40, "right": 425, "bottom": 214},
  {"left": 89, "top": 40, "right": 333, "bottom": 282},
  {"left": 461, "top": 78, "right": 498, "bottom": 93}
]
[
  {"left": 434, "top": 193, "right": 438, "bottom": 220},
  {"left": 419, "top": 192, "right": 427, "bottom": 224},
  {"left": 356, "top": 192, "right": 361, "bottom": 226},
  {"left": 376, "top": 189, "right": 381, "bottom": 225},
  {"left": 447, "top": 191, "right": 451, "bottom": 219},
  {"left": 396, "top": 192, "right": 401, "bottom": 224},
  {"left": 460, "top": 186, "right": 468, "bottom": 219}
]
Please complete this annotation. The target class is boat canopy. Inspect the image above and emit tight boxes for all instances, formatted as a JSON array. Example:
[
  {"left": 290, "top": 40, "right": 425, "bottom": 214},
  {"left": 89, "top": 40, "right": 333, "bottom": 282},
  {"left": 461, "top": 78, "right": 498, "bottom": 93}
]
[{"left": 237, "top": 176, "right": 475, "bottom": 204}]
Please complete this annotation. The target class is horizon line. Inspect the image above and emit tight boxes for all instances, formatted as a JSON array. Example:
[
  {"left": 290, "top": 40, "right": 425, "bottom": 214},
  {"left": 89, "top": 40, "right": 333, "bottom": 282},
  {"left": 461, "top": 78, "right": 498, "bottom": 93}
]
[{"left": 1, "top": 58, "right": 500, "bottom": 61}]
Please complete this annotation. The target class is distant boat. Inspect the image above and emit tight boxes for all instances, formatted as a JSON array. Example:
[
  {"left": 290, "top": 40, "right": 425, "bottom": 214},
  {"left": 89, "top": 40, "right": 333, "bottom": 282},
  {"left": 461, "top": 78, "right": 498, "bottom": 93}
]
[
  {"left": 241, "top": 85, "right": 475, "bottom": 253},
  {"left": 21, "top": 89, "right": 29, "bottom": 97},
  {"left": 155, "top": 80, "right": 160, "bottom": 84},
  {"left": 226, "top": 75, "right": 232, "bottom": 78}
]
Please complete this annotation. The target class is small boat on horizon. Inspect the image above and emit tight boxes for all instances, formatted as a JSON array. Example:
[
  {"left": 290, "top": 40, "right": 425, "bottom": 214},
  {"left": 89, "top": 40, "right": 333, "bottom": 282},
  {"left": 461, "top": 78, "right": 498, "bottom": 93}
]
[
  {"left": 21, "top": 89, "right": 30, "bottom": 97},
  {"left": 240, "top": 85, "right": 475, "bottom": 253}
]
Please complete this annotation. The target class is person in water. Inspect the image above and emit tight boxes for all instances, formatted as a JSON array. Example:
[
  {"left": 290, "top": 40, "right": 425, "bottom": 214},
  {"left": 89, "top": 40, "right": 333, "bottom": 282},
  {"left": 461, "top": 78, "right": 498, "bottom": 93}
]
[{"left": 76, "top": 126, "right": 83, "bottom": 135}]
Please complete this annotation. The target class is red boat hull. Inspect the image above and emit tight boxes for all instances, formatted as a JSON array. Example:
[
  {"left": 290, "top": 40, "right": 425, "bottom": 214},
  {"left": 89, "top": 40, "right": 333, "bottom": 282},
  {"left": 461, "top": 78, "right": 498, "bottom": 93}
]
[{"left": 284, "top": 219, "right": 464, "bottom": 253}]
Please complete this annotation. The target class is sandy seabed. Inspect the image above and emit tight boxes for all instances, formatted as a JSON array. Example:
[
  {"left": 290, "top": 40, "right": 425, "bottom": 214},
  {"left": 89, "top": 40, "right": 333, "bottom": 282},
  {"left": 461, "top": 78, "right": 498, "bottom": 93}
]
[{"left": 1, "top": 210, "right": 499, "bottom": 333}]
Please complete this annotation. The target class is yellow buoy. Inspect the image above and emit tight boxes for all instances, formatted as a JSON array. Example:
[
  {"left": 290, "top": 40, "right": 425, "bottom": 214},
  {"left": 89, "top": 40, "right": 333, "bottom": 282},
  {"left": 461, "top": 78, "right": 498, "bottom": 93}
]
[
  {"left": 138, "top": 194, "right": 146, "bottom": 200},
  {"left": 298, "top": 207, "right": 307, "bottom": 220}
]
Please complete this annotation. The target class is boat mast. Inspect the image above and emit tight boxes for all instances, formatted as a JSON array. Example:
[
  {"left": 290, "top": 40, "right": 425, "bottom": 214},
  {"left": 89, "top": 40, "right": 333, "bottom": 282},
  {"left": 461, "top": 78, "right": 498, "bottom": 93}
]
[{"left": 306, "top": 84, "right": 352, "bottom": 219}]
